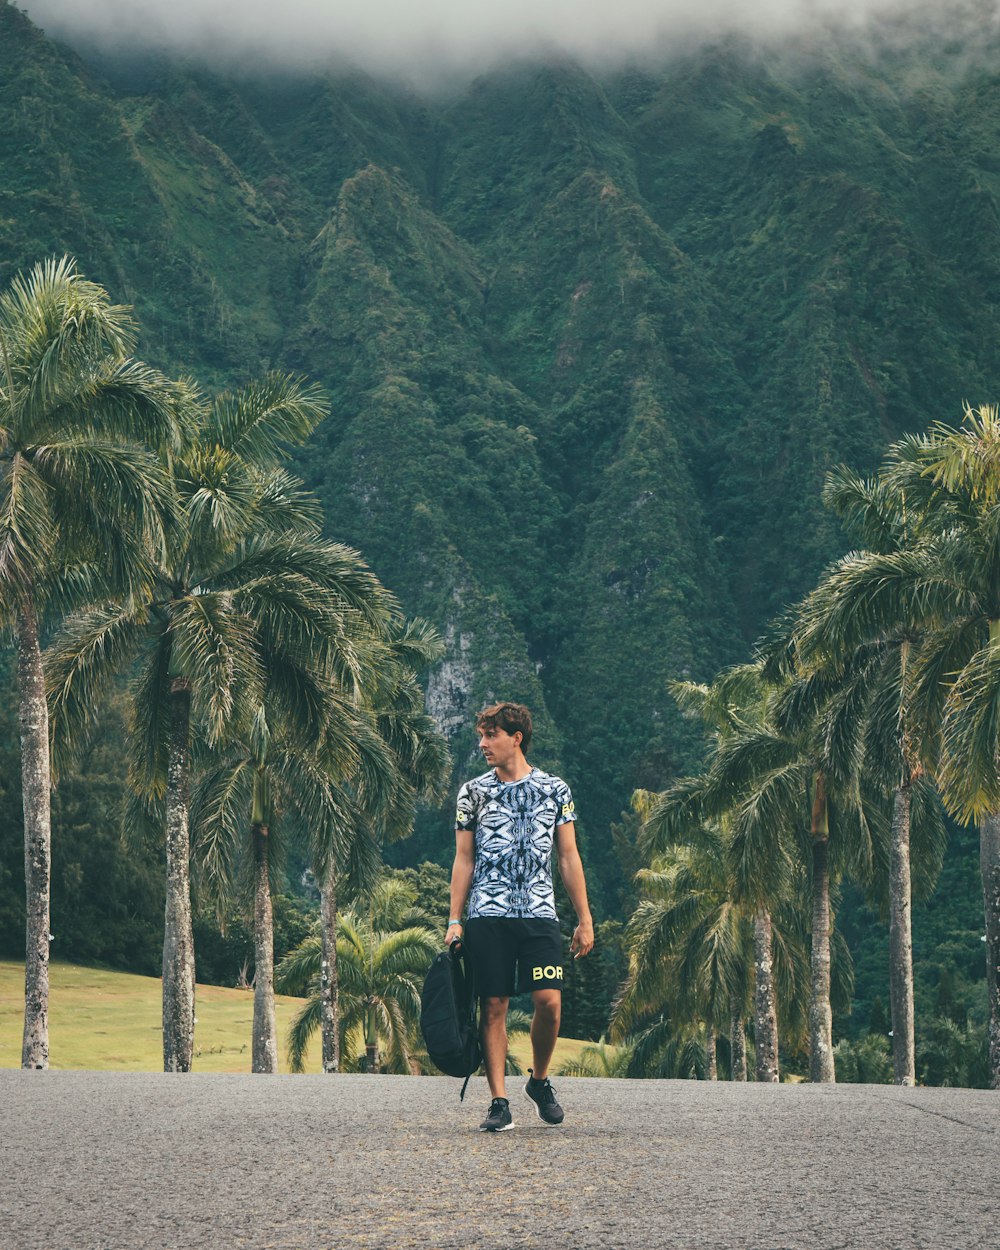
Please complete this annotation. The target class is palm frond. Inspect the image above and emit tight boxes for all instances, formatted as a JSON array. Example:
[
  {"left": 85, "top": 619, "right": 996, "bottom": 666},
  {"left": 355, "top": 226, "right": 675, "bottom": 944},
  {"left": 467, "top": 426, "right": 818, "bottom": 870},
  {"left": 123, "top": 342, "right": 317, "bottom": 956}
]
[
  {"left": 270, "top": 748, "right": 358, "bottom": 880},
  {"left": 908, "top": 774, "right": 948, "bottom": 902},
  {"left": 121, "top": 787, "right": 165, "bottom": 855},
  {"left": 190, "top": 758, "right": 255, "bottom": 907},
  {"left": 40, "top": 561, "right": 115, "bottom": 622},
  {"left": 176, "top": 444, "right": 259, "bottom": 549},
  {"left": 937, "top": 643, "right": 1000, "bottom": 820},
  {"left": 923, "top": 404, "right": 1000, "bottom": 503},
  {"left": 45, "top": 601, "right": 145, "bottom": 779},
  {"left": 556, "top": 1039, "right": 631, "bottom": 1078},
  {"left": 728, "top": 763, "right": 803, "bottom": 906},
  {"left": 374, "top": 698, "right": 451, "bottom": 807},
  {"left": 274, "top": 931, "right": 322, "bottom": 997},
  {"left": 206, "top": 373, "right": 328, "bottom": 467},
  {"left": 127, "top": 635, "right": 172, "bottom": 796},
  {"left": 169, "top": 593, "right": 264, "bottom": 745},
  {"left": 861, "top": 643, "right": 910, "bottom": 795},
  {"left": 37, "top": 437, "right": 173, "bottom": 595},
  {"left": 773, "top": 666, "right": 844, "bottom": 740},
  {"left": 822, "top": 463, "right": 906, "bottom": 552},
  {"left": 285, "top": 992, "right": 323, "bottom": 1074},
  {"left": 795, "top": 545, "right": 976, "bottom": 664},
  {"left": 217, "top": 534, "right": 397, "bottom": 632},
  {"left": 387, "top": 616, "right": 446, "bottom": 672},
  {"left": 43, "top": 356, "right": 182, "bottom": 452},
  {"left": 252, "top": 468, "right": 324, "bottom": 536},
  {"left": 263, "top": 652, "right": 347, "bottom": 752},
  {"left": 708, "top": 728, "right": 797, "bottom": 804},
  {"left": 641, "top": 775, "right": 711, "bottom": 855},
  {"left": 370, "top": 926, "right": 439, "bottom": 978},
  {"left": 0, "top": 451, "right": 55, "bottom": 596},
  {"left": 908, "top": 616, "right": 983, "bottom": 770},
  {"left": 0, "top": 258, "right": 135, "bottom": 433},
  {"left": 234, "top": 572, "right": 359, "bottom": 682},
  {"left": 819, "top": 664, "right": 876, "bottom": 793},
  {"left": 338, "top": 823, "right": 385, "bottom": 901},
  {"left": 624, "top": 1015, "right": 706, "bottom": 1080}
]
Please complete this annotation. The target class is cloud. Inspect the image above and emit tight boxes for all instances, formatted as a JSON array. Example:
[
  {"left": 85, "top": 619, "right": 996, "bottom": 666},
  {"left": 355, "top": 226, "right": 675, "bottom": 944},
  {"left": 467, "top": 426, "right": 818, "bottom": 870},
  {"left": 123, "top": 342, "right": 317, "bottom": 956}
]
[{"left": 20, "top": 0, "right": 964, "bottom": 80}]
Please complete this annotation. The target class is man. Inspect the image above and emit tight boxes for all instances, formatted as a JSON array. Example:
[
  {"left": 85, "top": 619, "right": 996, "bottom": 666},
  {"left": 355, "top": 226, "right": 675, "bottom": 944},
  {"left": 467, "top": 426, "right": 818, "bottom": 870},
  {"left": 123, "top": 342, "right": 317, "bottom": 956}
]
[{"left": 447, "top": 701, "right": 594, "bottom": 1131}]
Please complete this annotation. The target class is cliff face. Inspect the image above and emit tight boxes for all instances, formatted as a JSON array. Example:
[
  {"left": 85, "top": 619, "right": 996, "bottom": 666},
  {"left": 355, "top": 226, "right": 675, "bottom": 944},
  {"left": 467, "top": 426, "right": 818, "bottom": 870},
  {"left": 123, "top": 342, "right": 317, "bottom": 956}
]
[{"left": 4, "top": 1, "right": 1000, "bottom": 889}]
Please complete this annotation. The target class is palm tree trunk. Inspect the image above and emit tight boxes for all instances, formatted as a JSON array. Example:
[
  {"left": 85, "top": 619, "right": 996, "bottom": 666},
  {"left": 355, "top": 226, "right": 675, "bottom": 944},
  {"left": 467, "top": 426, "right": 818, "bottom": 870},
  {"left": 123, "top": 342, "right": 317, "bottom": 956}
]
[
  {"left": 16, "top": 596, "right": 50, "bottom": 1069},
  {"left": 753, "top": 907, "right": 779, "bottom": 1082},
  {"left": 809, "top": 773, "right": 835, "bottom": 1083},
  {"left": 365, "top": 1005, "right": 379, "bottom": 1073},
  {"left": 705, "top": 1026, "right": 718, "bottom": 1080},
  {"left": 888, "top": 782, "right": 916, "bottom": 1086},
  {"left": 320, "top": 879, "right": 340, "bottom": 1073},
  {"left": 981, "top": 811, "right": 1000, "bottom": 1089},
  {"left": 163, "top": 679, "right": 195, "bottom": 1073},
  {"left": 809, "top": 834, "right": 835, "bottom": 1082},
  {"left": 730, "top": 1004, "right": 747, "bottom": 1081},
  {"left": 251, "top": 822, "right": 277, "bottom": 1074}
]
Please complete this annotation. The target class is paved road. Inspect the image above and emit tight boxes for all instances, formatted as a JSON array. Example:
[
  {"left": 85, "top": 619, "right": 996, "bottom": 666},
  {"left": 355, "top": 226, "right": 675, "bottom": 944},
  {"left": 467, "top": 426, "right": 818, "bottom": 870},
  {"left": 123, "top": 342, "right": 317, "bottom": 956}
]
[{"left": 1, "top": 1072, "right": 997, "bottom": 1249}]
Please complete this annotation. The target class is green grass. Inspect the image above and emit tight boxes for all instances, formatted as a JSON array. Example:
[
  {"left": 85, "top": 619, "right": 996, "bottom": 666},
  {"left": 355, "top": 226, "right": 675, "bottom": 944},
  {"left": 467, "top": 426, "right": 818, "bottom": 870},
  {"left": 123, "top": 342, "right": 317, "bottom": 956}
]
[
  {"left": 1, "top": 960, "right": 592, "bottom": 1074},
  {"left": 509, "top": 1030, "right": 591, "bottom": 1074},
  {"left": 0, "top": 960, "right": 322, "bottom": 1073}
]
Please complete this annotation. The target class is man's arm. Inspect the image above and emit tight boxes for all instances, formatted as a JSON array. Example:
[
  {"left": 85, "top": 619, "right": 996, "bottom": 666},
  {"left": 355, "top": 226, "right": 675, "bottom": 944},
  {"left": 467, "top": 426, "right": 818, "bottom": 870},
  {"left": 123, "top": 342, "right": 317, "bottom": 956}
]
[
  {"left": 556, "top": 822, "right": 594, "bottom": 958},
  {"left": 446, "top": 827, "right": 474, "bottom": 944}
]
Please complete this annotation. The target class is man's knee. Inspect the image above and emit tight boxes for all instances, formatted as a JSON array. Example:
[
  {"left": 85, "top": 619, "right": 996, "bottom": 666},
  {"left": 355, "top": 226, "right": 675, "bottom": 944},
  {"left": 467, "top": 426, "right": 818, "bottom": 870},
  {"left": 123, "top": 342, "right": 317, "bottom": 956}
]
[
  {"left": 481, "top": 996, "right": 509, "bottom": 1024},
  {"left": 532, "top": 989, "right": 561, "bottom": 1023}
]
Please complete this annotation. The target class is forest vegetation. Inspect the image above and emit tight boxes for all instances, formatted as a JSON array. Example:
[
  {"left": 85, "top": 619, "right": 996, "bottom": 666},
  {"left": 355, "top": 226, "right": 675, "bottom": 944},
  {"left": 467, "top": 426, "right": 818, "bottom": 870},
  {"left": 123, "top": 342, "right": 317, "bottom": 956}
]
[{"left": 0, "top": 0, "right": 998, "bottom": 1084}]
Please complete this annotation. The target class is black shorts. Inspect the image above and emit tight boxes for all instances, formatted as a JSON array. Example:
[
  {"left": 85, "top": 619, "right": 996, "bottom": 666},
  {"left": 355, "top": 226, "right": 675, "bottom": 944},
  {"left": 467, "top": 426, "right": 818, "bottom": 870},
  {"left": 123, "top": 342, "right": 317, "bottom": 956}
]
[{"left": 464, "top": 917, "right": 565, "bottom": 997}]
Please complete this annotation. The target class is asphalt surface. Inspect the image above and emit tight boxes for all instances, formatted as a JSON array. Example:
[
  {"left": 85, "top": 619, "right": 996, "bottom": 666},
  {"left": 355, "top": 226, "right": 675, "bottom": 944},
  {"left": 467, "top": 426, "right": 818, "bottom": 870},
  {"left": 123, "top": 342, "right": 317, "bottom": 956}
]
[{"left": 1, "top": 1071, "right": 998, "bottom": 1250}]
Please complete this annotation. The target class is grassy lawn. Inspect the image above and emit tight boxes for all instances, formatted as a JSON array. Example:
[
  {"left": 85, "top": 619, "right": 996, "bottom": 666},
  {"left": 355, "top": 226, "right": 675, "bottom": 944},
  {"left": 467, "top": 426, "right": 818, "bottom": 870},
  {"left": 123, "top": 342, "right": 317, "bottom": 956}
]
[
  {"left": 0, "top": 961, "right": 593, "bottom": 1074},
  {"left": 0, "top": 960, "right": 324, "bottom": 1073}
]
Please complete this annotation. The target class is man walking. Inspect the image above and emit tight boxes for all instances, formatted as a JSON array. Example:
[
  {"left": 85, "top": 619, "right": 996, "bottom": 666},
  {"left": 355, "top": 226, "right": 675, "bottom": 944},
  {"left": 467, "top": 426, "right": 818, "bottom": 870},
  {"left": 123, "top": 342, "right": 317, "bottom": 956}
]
[{"left": 447, "top": 701, "right": 594, "bottom": 1131}]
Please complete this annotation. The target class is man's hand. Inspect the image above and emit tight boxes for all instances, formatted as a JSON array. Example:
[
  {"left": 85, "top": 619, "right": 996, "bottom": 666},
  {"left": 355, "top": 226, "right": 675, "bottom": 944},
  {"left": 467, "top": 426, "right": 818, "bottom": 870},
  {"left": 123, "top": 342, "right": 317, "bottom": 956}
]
[
  {"left": 570, "top": 917, "right": 594, "bottom": 959},
  {"left": 444, "top": 921, "right": 464, "bottom": 946}
]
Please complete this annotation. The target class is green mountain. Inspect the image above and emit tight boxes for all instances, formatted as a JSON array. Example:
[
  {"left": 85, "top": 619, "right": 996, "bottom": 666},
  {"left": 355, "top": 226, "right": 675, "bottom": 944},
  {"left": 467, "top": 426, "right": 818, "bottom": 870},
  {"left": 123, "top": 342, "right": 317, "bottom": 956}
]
[{"left": 3, "top": 0, "right": 1000, "bottom": 928}]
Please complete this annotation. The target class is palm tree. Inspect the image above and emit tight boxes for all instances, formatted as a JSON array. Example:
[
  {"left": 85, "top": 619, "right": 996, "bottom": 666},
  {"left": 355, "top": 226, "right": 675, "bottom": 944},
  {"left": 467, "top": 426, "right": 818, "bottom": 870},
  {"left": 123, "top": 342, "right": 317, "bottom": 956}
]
[
  {"left": 46, "top": 372, "right": 394, "bottom": 1071},
  {"left": 720, "top": 669, "right": 878, "bottom": 1081},
  {"left": 0, "top": 257, "right": 180, "bottom": 1068},
  {"left": 192, "top": 696, "right": 387, "bottom": 1071},
  {"left": 794, "top": 405, "right": 1000, "bottom": 1087},
  {"left": 556, "top": 1038, "right": 631, "bottom": 1078},
  {"left": 613, "top": 831, "right": 753, "bottom": 1080},
  {"left": 640, "top": 669, "right": 792, "bottom": 1082},
  {"left": 619, "top": 1013, "right": 710, "bottom": 1080},
  {"left": 794, "top": 465, "right": 947, "bottom": 1085},
  {"left": 276, "top": 879, "right": 439, "bottom": 1073},
  {"left": 311, "top": 618, "right": 450, "bottom": 1073},
  {"left": 193, "top": 621, "right": 447, "bottom": 1073},
  {"left": 624, "top": 799, "right": 828, "bottom": 1082},
  {"left": 679, "top": 656, "right": 874, "bottom": 1083}
]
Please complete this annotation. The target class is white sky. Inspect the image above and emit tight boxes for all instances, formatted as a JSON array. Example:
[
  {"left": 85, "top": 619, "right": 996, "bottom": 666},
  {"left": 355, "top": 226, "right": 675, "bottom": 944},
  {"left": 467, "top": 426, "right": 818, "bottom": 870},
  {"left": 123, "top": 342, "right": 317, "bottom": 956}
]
[{"left": 20, "top": 0, "right": 963, "bottom": 78}]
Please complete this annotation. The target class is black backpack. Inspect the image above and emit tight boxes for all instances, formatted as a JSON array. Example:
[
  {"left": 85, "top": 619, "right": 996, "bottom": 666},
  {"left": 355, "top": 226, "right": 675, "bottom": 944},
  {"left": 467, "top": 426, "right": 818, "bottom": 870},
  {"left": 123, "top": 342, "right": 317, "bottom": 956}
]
[{"left": 420, "top": 939, "right": 481, "bottom": 1098}]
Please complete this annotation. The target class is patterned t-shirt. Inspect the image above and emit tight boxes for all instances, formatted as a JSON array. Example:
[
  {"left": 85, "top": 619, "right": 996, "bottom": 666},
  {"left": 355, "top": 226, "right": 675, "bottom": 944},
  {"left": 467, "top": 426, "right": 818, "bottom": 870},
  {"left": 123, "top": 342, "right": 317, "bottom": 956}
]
[{"left": 456, "top": 767, "right": 578, "bottom": 919}]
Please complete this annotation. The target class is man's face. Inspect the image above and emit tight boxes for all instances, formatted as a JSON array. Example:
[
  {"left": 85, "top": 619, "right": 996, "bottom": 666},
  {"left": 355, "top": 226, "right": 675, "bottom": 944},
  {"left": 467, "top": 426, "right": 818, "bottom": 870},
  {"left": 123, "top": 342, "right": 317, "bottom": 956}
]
[{"left": 478, "top": 725, "right": 522, "bottom": 768}]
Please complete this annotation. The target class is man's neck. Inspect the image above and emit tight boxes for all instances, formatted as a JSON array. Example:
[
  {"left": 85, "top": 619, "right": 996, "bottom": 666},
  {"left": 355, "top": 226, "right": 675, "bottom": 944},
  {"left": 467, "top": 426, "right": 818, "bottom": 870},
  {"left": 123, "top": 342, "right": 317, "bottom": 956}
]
[{"left": 494, "top": 755, "right": 532, "bottom": 784}]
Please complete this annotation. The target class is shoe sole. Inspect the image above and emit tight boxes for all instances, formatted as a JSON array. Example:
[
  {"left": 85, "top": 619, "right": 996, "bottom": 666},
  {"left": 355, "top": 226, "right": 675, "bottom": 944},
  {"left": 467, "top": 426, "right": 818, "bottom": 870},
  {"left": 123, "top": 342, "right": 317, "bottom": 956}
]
[
  {"left": 523, "top": 1084, "right": 564, "bottom": 1126},
  {"left": 479, "top": 1122, "right": 514, "bottom": 1132}
]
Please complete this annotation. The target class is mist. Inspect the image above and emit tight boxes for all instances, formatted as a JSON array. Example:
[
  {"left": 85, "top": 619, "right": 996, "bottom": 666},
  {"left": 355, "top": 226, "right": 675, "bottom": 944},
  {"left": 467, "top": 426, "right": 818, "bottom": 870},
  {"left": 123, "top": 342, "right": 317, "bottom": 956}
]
[{"left": 18, "top": 0, "right": 985, "bottom": 82}]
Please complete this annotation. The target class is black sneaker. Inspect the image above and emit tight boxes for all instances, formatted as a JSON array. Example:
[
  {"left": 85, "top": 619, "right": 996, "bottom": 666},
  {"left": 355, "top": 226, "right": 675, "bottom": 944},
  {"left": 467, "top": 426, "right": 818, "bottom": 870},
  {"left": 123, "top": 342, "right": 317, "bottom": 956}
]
[
  {"left": 524, "top": 1070, "right": 564, "bottom": 1125},
  {"left": 479, "top": 1097, "right": 514, "bottom": 1132}
]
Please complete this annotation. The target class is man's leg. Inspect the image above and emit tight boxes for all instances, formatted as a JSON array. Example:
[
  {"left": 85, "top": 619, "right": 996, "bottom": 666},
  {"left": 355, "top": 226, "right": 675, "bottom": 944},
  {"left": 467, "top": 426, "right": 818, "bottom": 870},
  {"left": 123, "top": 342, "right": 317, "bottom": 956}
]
[
  {"left": 529, "top": 988, "right": 561, "bottom": 1079},
  {"left": 481, "top": 996, "right": 509, "bottom": 1097}
]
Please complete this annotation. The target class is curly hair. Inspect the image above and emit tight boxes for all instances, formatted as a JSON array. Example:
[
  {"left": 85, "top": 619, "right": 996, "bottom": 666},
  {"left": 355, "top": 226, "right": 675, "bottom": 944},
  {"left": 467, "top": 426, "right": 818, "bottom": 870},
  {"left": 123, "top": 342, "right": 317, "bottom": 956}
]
[{"left": 475, "top": 701, "right": 533, "bottom": 754}]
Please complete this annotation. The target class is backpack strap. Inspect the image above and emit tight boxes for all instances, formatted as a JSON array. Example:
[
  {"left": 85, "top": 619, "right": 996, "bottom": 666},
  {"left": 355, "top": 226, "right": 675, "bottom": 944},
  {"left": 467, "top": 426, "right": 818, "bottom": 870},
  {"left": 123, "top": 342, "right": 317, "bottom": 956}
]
[{"left": 452, "top": 937, "right": 478, "bottom": 1102}]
